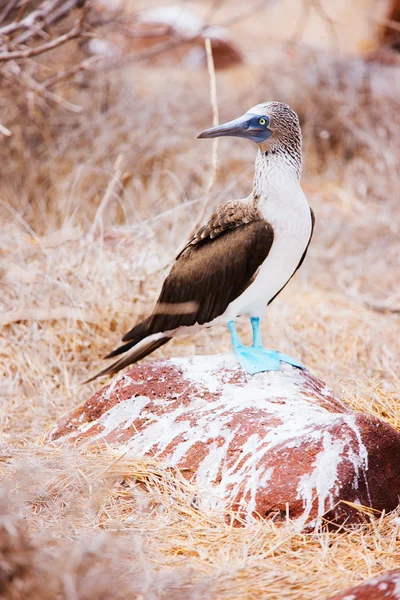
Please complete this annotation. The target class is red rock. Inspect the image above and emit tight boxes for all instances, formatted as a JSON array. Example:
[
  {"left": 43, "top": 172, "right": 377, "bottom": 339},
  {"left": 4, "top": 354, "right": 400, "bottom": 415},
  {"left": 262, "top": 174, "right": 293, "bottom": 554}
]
[
  {"left": 327, "top": 569, "right": 400, "bottom": 599},
  {"left": 134, "top": 7, "right": 243, "bottom": 70},
  {"left": 52, "top": 355, "right": 400, "bottom": 526},
  {"left": 86, "top": 6, "right": 243, "bottom": 70}
]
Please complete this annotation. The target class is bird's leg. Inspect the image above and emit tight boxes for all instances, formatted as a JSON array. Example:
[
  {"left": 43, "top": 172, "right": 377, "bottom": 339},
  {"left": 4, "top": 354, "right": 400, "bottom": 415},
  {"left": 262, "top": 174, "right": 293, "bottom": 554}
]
[
  {"left": 227, "top": 320, "right": 242, "bottom": 349},
  {"left": 250, "top": 316, "right": 305, "bottom": 370},
  {"left": 250, "top": 317, "right": 263, "bottom": 348},
  {"left": 228, "top": 320, "right": 280, "bottom": 374}
]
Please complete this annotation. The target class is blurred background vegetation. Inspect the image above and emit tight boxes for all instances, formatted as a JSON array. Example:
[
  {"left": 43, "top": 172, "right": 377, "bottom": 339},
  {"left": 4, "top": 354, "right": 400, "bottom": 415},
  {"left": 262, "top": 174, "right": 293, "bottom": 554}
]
[{"left": 0, "top": 1, "right": 400, "bottom": 598}]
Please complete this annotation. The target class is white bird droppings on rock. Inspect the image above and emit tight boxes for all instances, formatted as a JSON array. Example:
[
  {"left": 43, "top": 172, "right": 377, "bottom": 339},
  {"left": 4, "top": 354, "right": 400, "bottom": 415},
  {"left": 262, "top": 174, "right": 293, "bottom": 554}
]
[{"left": 52, "top": 354, "right": 400, "bottom": 527}]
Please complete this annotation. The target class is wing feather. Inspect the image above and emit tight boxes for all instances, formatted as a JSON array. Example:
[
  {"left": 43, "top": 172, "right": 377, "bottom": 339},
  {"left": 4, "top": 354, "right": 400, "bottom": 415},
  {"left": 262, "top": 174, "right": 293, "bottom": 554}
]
[{"left": 148, "top": 217, "right": 274, "bottom": 333}]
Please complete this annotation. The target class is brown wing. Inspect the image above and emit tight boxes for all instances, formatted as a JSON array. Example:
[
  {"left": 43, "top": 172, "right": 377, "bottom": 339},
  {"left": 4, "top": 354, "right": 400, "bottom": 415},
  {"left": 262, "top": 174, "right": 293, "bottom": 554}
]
[
  {"left": 146, "top": 219, "right": 274, "bottom": 333},
  {"left": 180, "top": 200, "right": 258, "bottom": 251},
  {"left": 122, "top": 200, "right": 270, "bottom": 342}
]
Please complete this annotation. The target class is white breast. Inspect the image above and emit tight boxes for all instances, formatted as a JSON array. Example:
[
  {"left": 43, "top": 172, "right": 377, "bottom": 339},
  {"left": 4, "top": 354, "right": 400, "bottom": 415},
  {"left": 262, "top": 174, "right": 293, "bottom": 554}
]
[{"left": 222, "top": 176, "right": 312, "bottom": 322}]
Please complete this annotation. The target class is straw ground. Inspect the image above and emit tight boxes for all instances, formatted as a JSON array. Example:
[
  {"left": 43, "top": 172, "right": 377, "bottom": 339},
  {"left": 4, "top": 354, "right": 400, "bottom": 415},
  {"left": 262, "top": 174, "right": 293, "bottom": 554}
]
[{"left": 1, "top": 4, "right": 400, "bottom": 598}]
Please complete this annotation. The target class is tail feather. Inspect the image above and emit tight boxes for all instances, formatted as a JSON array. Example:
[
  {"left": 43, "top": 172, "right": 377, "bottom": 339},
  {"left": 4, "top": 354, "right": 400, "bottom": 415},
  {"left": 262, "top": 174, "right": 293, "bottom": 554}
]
[
  {"left": 84, "top": 334, "right": 171, "bottom": 384},
  {"left": 105, "top": 339, "right": 136, "bottom": 359},
  {"left": 122, "top": 317, "right": 151, "bottom": 343}
]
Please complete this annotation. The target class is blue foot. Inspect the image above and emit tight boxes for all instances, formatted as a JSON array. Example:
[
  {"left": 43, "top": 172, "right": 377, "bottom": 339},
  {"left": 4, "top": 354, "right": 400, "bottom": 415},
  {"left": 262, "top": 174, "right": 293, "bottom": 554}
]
[
  {"left": 275, "top": 351, "right": 305, "bottom": 370},
  {"left": 227, "top": 319, "right": 305, "bottom": 375},
  {"left": 234, "top": 345, "right": 281, "bottom": 375},
  {"left": 250, "top": 316, "right": 304, "bottom": 370}
]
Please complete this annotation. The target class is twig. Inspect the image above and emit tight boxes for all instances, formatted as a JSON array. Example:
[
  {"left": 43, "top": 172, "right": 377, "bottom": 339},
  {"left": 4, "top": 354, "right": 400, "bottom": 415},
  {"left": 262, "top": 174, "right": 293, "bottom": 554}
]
[
  {"left": 202, "top": 0, "right": 228, "bottom": 25},
  {"left": 203, "top": 39, "right": 219, "bottom": 203},
  {"left": 41, "top": 55, "right": 101, "bottom": 88},
  {"left": 16, "top": 66, "right": 84, "bottom": 112},
  {"left": 0, "top": 0, "right": 64, "bottom": 37},
  {"left": 46, "top": 0, "right": 87, "bottom": 28},
  {"left": 14, "top": 0, "right": 87, "bottom": 46},
  {"left": 311, "top": 0, "right": 338, "bottom": 47},
  {"left": 88, "top": 159, "right": 123, "bottom": 240},
  {"left": 149, "top": 39, "right": 219, "bottom": 271},
  {"left": 0, "top": 20, "right": 83, "bottom": 61},
  {"left": 106, "top": 35, "right": 197, "bottom": 69},
  {"left": 215, "top": 0, "right": 272, "bottom": 28},
  {"left": 289, "top": 0, "right": 312, "bottom": 45},
  {"left": 0, "top": 0, "right": 19, "bottom": 24},
  {"left": 0, "top": 0, "right": 94, "bottom": 108},
  {"left": 122, "top": 25, "right": 173, "bottom": 39},
  {"left": 353, "top": 290, "right": 400, "bottom": 314},
  {"left": 289, "top": 0, "right": 338, "bottom": 47},
  {"left": 365, "top": 302, "right": 400, "bottom": 314},
  {"left": 188, "top": 37, "right": 219, "bottom": 237}
]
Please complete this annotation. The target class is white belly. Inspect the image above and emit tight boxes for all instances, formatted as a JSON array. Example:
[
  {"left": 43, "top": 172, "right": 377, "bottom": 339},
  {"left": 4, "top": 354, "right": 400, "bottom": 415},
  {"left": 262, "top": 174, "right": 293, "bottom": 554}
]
[{"left": 222, "top": 188, "right": 312, "bottom": 321}]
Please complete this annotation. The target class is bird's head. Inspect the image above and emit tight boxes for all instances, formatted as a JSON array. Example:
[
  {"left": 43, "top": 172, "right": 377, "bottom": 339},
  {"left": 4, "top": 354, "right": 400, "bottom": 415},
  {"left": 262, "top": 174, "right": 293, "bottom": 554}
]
[{"left": 197, "top": 101, "right": 301, "bottom": 155}]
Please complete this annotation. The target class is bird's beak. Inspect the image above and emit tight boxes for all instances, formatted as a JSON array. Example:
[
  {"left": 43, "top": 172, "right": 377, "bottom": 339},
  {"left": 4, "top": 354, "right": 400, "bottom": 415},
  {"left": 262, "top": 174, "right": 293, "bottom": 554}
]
[{"left": 196, "top": 113, "right": 272, "bottom": 143}]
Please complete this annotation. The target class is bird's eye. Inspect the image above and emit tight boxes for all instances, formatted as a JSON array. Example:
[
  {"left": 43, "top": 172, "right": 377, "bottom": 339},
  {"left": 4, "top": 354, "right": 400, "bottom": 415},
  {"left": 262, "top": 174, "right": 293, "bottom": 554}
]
[{"left": 259, "top": 117, "right": 267, "bottom": 126}]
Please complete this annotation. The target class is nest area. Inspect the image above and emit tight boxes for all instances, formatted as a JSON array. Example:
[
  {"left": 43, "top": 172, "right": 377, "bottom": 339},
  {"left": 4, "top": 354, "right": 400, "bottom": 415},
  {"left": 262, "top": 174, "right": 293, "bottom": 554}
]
[{"left": 0, "top": 0, "right": 400, "bottom": 598}]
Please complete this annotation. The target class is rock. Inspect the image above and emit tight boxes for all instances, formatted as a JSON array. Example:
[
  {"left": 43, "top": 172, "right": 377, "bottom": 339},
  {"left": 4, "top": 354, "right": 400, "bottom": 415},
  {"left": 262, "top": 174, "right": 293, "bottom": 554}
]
[
  {"left": 327, "top": 569, "right": 400, "bottom": 599},
  {"left": 134, "top": 7, "right": 243, "bottom": 70},
  {"left": 52, "top": 355, "right": 400, "bottom": 526},
  {"left": 86, "top": 6, "right": 243, "bottom": 70}
]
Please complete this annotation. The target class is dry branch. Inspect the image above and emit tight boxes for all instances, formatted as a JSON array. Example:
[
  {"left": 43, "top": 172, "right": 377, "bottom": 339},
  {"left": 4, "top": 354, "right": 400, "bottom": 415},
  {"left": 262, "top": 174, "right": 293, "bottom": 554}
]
[
  {"left": 0, "top": 0, "right": 96, "bottom": 120},
  {"left": 290, "top": 0, "right": 338, "bottom": 46},
  {"left": 189, "top": 37, "right": 219, "bottom": 233},
  {"left": 0, "top": 0, "right": 19, "bottom": 24},
  {"left": 0, "top": 0, "right": 84, "bottom": 40},
  {"left": 0, "top": 19, "right": 84, "bottom": 62},
  {"left": 364, "top": 301, "right": 400, "bottom": 315}
]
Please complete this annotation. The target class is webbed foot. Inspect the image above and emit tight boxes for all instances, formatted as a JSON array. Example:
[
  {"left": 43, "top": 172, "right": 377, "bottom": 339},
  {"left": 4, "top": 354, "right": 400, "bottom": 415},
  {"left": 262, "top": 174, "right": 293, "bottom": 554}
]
[
  {"left": 275, "top": 351, "right": 304, "bottom": 370},
  {"left": 228, "top": 318, "right": 305, "bottom": 375},
  {"left": 233, "top": 345, "right": 281, "bottom": 374}
]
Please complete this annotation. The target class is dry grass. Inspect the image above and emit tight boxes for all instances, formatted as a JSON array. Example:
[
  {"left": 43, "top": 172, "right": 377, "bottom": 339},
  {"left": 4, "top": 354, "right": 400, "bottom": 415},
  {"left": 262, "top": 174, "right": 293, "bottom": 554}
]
[{"left": 1, "top": 1, "right": 400, "bottom": 597}]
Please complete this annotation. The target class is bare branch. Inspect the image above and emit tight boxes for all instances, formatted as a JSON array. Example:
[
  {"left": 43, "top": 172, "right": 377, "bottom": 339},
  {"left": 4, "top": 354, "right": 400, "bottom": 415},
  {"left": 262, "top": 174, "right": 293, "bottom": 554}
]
[
  {"left": 41, "top": 55, "right": 100, "bottom": 88},
  {"left": 311, "top": 0, "right": 338, "bottom": 46},
  {"left": 289, "top": 0, "right": 338, "bottom": 47},
  {"left": 10, "top": 64, "right": 84, "bottom": 112},
  {"left": 185, "top": 37, "right": 219, "bottom": 241},
  {"left": 364, "top": 301, "right": 400, "bottom": 314},
  {"left": 0, "top": 20, "right": 84, "bottom": 62},
  {"left": 0, "top": 0, "right": 19, "bottom": 24},
  {"left": 199, "top": 38, "right": 219, "bottom": 213},
  {"left": 0, "top": 0, "right": 95, "bottom": 116},
  {"left": 14, "top": 0, "right": 87, "bottom": 46},
  {"left": 215, "top": 0, "right": 272, "bottom": 28},
  {"left": 111, "top": 35, "right": 198, "bottom": 68},
  {"left": 0, "top": 0, "right": 65, "bottom": 37}
]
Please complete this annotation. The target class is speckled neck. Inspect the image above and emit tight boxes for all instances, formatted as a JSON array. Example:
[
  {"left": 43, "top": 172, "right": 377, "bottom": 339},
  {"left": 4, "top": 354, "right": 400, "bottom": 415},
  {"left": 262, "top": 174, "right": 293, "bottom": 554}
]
[{"left": 252, "top": 147, "right": 302, "bottom": 200}]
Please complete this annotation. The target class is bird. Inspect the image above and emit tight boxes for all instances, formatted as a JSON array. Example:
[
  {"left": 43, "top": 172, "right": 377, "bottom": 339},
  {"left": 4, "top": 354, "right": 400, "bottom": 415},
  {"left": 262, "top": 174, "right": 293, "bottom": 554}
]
[{"left": 86, "top": 101, "right": 314, "bottom": 383}]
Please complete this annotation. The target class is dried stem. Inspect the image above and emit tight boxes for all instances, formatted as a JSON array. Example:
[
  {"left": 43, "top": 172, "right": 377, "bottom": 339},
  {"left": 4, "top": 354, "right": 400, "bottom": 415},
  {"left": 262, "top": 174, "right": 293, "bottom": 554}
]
[
  {"left": 0, "top": 0, "right": 19, "bottom": 24},
  {"left": 0, "top": 0, "right": 93, "bottom": 115},
  {"left": 0, "top": 20, "right": 84, "bottom": 62},
  {"left": 289, "top": 0, "right": 338, "bottom": 47},
  {"left": 187, "top": 37, "right": 219, "bottom": 238},
  {"left": 0, "top": 0, "right": 65, "bottom": 37}
]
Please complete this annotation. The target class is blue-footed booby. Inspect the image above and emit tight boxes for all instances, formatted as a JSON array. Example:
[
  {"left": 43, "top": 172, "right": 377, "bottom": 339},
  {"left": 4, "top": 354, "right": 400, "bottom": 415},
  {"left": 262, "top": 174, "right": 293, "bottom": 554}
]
[{"left": 87, "top": 101, "right": 314, "bottom": 382}]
